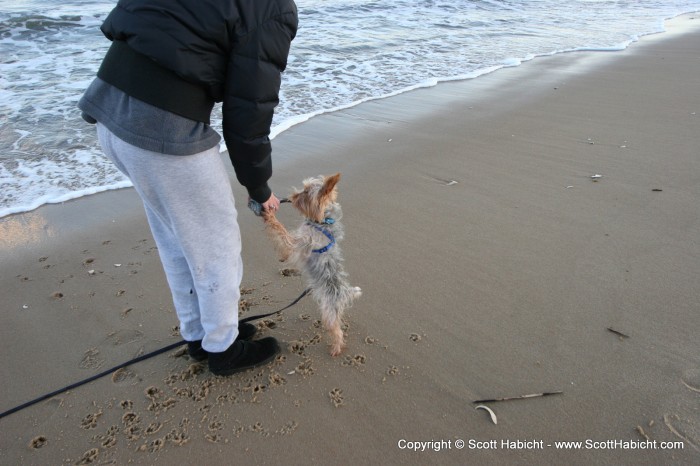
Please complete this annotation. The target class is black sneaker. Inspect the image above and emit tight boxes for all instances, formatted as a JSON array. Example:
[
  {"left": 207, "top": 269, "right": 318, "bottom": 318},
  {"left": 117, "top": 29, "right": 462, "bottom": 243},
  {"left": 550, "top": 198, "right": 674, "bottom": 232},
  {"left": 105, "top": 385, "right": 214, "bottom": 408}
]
[
  {"left": 187, "top": 322, "right": 258, "bottom": 361},
  {"left": 208, "top": 337, "right": 280, "bottom": 376}
]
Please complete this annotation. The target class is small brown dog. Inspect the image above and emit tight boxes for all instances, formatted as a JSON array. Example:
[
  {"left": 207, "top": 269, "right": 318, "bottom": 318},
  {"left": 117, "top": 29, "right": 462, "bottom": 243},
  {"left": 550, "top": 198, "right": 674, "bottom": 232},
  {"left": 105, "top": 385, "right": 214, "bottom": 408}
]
[{"left": 262, "top": 173, "right": 361, "bottom": 356}]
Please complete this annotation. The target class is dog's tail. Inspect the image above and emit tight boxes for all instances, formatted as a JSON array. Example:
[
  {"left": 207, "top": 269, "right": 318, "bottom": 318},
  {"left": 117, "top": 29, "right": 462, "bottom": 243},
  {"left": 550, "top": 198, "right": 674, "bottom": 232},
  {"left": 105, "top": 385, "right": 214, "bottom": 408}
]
[{"left": 311, "top": 271, "right": 361, "bottom": 315}]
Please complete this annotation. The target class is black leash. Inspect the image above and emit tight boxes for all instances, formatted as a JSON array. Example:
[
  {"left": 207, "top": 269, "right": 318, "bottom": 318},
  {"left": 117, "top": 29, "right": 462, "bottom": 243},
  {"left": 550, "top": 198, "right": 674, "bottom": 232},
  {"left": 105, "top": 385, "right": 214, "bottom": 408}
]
[
  {"left": 0, "top": 288, "right": 310, "bottom": 421},
  {"left": 0, "top": 340, "right": 184, "bottom": 421},
  {"left": 240, "top": 287, "right": 310, "bottom": 323}
]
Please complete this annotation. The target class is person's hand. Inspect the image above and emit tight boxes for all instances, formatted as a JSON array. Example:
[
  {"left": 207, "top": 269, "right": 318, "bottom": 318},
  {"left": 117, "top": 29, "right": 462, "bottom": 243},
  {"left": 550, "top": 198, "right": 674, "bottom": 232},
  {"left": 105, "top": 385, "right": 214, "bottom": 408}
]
[{"left": 261, "top": 193, "right": 281, "bottom": 213}]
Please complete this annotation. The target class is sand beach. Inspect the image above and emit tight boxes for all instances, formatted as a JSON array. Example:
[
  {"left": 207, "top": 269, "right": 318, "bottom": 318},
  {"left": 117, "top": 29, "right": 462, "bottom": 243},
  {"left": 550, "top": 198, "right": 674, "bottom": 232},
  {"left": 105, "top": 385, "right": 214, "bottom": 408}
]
[{"left": 1, "top": 14, "right": 699, "bottom": 465}]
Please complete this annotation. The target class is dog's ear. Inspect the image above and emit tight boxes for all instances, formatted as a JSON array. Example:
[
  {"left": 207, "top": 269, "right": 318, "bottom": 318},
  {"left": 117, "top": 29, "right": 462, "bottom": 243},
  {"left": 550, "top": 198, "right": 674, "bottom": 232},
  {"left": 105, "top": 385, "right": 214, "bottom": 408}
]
[{"left": 320, "top": 173, "right": 341, "bottom": 199}]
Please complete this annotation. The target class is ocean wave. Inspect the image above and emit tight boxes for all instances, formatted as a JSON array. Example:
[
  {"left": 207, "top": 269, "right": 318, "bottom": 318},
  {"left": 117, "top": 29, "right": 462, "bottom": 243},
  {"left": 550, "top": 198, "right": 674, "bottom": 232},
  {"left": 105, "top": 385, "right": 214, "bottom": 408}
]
[{"left": 2, "top": 0, "right": 700, "bottom": 217}]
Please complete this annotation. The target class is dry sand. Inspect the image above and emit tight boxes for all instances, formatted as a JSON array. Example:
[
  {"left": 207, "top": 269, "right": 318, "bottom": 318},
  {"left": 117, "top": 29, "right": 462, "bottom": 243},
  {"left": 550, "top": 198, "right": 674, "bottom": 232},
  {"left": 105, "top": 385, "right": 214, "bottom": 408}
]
[{"left": 1, "top": 14, "right": 699, "bottom": 466}]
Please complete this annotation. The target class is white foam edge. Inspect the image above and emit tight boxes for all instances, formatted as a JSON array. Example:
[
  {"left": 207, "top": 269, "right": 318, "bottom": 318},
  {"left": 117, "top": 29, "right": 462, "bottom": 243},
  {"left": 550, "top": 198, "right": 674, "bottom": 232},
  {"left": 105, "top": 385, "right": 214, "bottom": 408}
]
[
  {"left": 0, "top": 180, "right": 133, "bottom": 218},
  {"left": 219, "top": 11, "right": 695, "bottom": 154}
]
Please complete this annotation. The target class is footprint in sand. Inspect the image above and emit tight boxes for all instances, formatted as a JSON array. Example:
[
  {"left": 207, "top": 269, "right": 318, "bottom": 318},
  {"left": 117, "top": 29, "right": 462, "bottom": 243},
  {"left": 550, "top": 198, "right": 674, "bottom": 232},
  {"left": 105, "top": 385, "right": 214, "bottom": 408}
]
[
  {"left": 289, "top": 340, "right": 307, "bottom": 356},
  {"left": 208, "top": 420, "right": 223, "bottom": 432},
  {"left": 45, "top": 397, "right": 64, "bottom": 414},
  {"left": 121, "top": 412, "right": 140, "bottom": 427},
  {"left": 127, "top": 261, "right": 141, "bottom": 275},
  {"left": 295, "top": 359, "right": 314, "bottom": 376},
  {"left": 101, "top": 434, "right": 117, "bottom": 449},
  {"left": 268, "top": 371, "right": 287, "bottom": 386},
  {"left": 125, "top": 424, "right": 143, "bottom": 441},
  {"left": 341, "top": 354, "right": 366, "bottom": 367},
  {"left": 170, "top": 346, "right": 188, "bottom": 359},
  {"left": 80, "top": 348, "right": 105, "bottom": 370},
  {"left": 138, "top": 437, "right": 166, "bottom": 453},
  {"left": 112, "top": 367, "right": 140, "bottom": 386},
  {"left": 75, "top": 448, "right": 99, "bottom": 465},
  {"left": 178, "top": 362, "right": 206, "bottom": 381},
  {"left": 80, "top": 411, "right": 103, "bottom": 430},
  {"left": 248, "top": 422, "right": 269, "bottom": 436},
  {"left": 145, "top": 386, "right": 163, "bottom": 401},
  {"left": 104, "top": 329, "right": 143, "bottom": 346},
  {"left": 329, "top": 388, "right": 344, "bottom": 407},
  {"left": 83, "top": 332, "right": 143, "bottom": 372},
  {"left": 93, "top": 425, "right": 119, "bottom": 449},
  {"left": 144, "top": 422, "right": 163, "bottom": 436},
  {"left": 274, "top": 354, "right": 287, "bottom": 365},
  {"left": 257, "top": 319, "right": 277, "bottom": 331},
  {"left": 276, "top": 421, "right": 299, "bottom": 436},
  {"left": 165, "top": 420, "right": 190, "bottom": 445},
  {"left": 29, "top": 436, "right": 47, "bottom": 449},
  {"left": 122, "top": 413, "right": 143, "bottom": 442}
]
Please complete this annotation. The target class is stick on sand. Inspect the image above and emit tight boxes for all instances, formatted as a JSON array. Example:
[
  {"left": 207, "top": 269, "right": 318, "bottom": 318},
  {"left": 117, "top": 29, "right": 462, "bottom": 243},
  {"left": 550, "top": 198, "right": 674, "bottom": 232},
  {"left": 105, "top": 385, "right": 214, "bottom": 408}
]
[{"left": 472, "top": 391, "right": 563, "bottom": 404}]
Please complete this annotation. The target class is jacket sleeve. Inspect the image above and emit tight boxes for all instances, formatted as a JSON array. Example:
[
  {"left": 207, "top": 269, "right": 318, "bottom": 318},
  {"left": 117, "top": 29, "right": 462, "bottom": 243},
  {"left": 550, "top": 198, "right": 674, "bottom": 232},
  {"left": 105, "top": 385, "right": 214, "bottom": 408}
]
[{"left": 223, "top": 7, "right": 297, "bottom": 203}]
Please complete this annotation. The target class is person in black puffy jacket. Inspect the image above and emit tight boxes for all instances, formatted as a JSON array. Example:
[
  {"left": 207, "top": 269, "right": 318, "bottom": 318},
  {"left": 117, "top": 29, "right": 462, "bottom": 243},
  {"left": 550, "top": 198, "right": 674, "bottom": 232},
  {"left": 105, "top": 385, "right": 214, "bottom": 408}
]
[{"left": 78, "top": 0, "right": 298, "bottom": 376}]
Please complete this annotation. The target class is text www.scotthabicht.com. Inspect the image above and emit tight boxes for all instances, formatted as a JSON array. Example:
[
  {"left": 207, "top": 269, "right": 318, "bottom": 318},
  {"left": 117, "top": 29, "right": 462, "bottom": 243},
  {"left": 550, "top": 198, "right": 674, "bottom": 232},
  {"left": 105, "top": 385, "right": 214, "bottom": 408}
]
[{"left": 397, "top": 439, "right": 685, "bottom": 452}]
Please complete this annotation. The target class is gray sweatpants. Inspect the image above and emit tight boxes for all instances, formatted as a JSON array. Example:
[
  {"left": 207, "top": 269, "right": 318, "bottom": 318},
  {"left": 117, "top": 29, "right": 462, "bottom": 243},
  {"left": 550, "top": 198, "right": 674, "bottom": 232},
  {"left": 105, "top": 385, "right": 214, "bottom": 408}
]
[{"left": 97, "top": 123, "right": 242, "bottom": 352}]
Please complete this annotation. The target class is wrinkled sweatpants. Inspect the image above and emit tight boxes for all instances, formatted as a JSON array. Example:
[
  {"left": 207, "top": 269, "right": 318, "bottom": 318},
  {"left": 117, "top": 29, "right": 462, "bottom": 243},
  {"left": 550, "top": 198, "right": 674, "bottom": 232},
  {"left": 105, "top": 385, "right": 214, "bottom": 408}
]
[{"left": 97, "top": 123, "right": 242, "bottom": 352}]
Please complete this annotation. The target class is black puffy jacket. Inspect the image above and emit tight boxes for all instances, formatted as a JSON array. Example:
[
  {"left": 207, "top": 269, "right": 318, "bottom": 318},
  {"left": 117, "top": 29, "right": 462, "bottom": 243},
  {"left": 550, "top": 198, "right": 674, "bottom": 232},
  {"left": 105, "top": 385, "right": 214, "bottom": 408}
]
[{"left": 99, "top": 0, "right": 298, "bottom": 202}]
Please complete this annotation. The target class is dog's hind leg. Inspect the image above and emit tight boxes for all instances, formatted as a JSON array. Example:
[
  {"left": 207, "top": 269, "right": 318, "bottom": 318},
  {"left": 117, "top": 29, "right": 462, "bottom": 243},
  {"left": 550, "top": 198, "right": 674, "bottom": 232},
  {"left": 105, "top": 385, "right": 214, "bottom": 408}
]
[
  {"left": 321, "top": 304, "right": 346, "bottom": 357},
  {"left": 322, "top": 286, "right": 361, "bottom": 356}
]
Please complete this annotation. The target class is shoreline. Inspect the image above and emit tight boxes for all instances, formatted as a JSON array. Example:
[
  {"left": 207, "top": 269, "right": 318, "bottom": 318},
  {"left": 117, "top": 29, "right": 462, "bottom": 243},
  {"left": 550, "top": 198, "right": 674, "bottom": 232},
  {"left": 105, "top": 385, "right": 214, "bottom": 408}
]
[
  {"left": 2, "top": 14, "right": 699, "bottom": 465},
  {"left": 6, "top": 12, "right": 696, "bottom": 230},
  {"left": 2, "top": 13, "right": 699, "bottom": 220}
]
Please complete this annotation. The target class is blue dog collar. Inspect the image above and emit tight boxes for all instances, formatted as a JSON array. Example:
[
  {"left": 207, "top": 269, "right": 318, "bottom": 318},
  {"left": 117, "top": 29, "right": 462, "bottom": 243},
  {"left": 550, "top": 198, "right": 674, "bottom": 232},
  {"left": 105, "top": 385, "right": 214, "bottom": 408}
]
[{"left": 310, "top": 223, "right": 335, "bottom": 253}]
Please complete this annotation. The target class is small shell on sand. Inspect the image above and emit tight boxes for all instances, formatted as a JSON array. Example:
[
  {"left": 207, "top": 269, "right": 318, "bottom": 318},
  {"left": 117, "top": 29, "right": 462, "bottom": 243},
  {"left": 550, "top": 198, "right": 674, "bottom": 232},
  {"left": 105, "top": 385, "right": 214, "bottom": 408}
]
[{"left": 475, "top": 405, "right": 498, "bottom": 425}]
